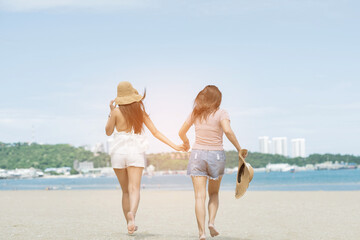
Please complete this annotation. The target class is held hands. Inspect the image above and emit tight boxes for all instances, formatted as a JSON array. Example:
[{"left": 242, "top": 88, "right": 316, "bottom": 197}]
[
  {"left": 173, "top": 144, "right": 186, "bottom": 152},
  {"left": 183, "top": 141, "right": 190, "bottom": 152},
  {"left": 173, "top": 142, "right": 190, "bottom": 152}
]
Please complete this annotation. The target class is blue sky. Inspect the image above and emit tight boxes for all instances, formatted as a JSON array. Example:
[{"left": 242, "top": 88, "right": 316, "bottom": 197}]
[{"left": 0, "top": 0, "right": 359, "bottom": 155}]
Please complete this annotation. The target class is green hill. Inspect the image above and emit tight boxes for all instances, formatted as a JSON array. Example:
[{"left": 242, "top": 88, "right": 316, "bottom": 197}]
[
  {"left": 225, "top": 151, "right": 360, "bottom": 168},
  {"left": 0, "top": 142, "right": 110, "bottom": 170},
  {"left": 146, "top": 151, "right": 360, "bottom": 170},
  {"left": 1, "top": 142, "right": 359, "bottom": 171}
]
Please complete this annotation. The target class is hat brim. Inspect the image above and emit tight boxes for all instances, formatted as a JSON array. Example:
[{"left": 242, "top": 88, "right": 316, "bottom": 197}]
[
  {"left": 115, "top": 94, "right": 143, "bottom": 105},
  {"left": 235, "top": 150, "right": 254, "bottom": 199}
]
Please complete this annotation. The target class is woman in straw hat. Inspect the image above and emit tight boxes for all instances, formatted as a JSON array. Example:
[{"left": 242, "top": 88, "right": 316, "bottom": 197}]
[
  {"left": 179, "top": 85, "right": 247, "bottom": 240},
  {"left": 105, "top": 81, "right": 185, "bottom": 234}
]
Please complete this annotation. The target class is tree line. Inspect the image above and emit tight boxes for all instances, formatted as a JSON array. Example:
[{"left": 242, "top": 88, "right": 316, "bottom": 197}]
[
  {"left": 0, "top": 142, "right": 109, "bottom": 170},
  {"left": 1, "top": 142, "right": 358, "bottom": 171}
]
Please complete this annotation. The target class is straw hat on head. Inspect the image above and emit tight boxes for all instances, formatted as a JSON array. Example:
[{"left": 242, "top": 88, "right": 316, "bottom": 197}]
[
  {"left": 235, "top": 149, "right": 254, "bottom": 199},
  {"left": 115, "top": 81, "right": 143, "bottom": 105}
]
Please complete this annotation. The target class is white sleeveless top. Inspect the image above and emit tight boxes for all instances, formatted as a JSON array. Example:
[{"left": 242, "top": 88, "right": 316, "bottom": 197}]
[{"left": 108, "top": 129, "right": 149, "bottom": 155}]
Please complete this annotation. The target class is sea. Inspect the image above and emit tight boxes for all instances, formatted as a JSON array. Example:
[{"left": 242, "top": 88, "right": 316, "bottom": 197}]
[{"left": 1, "top": 169, "right": 360, "bottom": 191}]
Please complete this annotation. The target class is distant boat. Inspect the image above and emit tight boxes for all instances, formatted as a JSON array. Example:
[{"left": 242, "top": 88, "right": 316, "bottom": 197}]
[
  {"left": 266, "top": 163, "right": 296, "bottom": 172},
  {"left": 315, "top": 161, "right": 358, "bottom": 170},
  {"left": 0, "top": 169, "right": 7, "bottom": 179},
  {"left": 345, "top": 163, "right": 357, "bottom": 169}
]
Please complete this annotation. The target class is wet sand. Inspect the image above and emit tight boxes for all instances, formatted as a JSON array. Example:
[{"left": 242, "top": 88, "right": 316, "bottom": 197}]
[{"left": 1, "top": 190, "right": 359, "bottom": 240}]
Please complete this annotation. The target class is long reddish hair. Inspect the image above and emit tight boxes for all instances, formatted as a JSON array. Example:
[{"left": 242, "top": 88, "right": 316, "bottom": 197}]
[
  {"left": 191, "top": 85, "right": 222, "bottom": 122},
  {"left": 118, "top": 91, "right": 148, "bottom": 134}
]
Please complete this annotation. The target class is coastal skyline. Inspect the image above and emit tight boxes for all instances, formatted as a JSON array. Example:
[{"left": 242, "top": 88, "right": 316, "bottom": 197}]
[
  {"left": 1, "top": 1, "right": 359, "bottom": 155},
  {"left": 258, "top": 136, "right": 306, "bottom": 158}
]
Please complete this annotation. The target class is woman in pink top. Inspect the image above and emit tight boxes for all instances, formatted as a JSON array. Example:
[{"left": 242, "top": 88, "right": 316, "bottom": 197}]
[{"left": 179, "top": 85, "right": 246, "bottom": 240}]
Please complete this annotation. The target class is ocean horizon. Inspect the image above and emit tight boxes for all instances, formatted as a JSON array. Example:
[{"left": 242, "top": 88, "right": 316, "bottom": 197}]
[{"left": 1, "top": 169, "right": 359, "bottom": 191}]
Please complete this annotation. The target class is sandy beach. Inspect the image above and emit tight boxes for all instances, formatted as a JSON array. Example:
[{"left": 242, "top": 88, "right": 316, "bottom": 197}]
[{"left": 1, "top": 190, "right": 359, "bottom": 240}]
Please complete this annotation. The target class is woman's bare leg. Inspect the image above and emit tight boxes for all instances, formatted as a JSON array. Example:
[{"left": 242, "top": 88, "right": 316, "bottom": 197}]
[
  {"left": 126, "top": 166, "right": 144, "bottom": 233},
  {"left": 208, "top": 176, "right": 222, "bottom": 237},
  {"left": 114, "top": 168, "right": 130, "bottom": 222},
  {"left": 192, "top": 176, "right": 208, "bottom": 239}
]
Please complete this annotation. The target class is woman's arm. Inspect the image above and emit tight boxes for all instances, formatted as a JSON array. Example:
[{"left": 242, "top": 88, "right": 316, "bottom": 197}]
[
  {"left": 144, "top": 115, "right": 184, "bottom": 151},
  {"left": 178, "top": 120, "right": 192, "bottom": 152},
  {"left": 220, "top": 119, "right": 247, "bottom": 162},
  {"left": 105, "top": 100, "right": 116, "bottom": 136}
]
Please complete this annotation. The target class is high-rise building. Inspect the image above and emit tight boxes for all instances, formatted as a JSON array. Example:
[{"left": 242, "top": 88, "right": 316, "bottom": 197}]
[
  {"left": 272, "top": 137, "right": 288, "bottom": 156},
  {"left": 259, "top": 136, "right": 271, "bottom": 154},
  {"left": 291, "top": 138, "right": 306, "bottom": 158}
]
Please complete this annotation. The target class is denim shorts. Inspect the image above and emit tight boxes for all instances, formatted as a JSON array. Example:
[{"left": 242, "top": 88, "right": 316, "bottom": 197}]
[{"left": 187, "top": 149, "right": 226, "bottom": 180}]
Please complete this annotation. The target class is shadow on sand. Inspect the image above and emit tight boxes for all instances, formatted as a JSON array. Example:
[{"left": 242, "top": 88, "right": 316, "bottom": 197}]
[
  {"left": 113, "top": 232, "right": 161, "bottom": 240},
  {"left": 218, "top": 237, "right": 252, "bottom": 240},
  {"left": 113, "top": 232, "right": 252, "bottom": 240}
]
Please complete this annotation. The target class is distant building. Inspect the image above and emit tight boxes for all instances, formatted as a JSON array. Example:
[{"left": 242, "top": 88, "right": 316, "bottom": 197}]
[
  {"left": 266, "top": 163, "right": 294, "bottom": 172},
  {"left": 79, "top": 161, "right": 94, "bottom": 170},
  {"left": 83, "top": 145, "right": 92, "bottom": 151},
  {"left": 92, "top": 142, "right": 105, "bottom": 153},
  {"left": 170, "top": 152, "right": 189, "bottom": 159},
  {"left": 73, "top": 160, "right": 79, "bottom": 170},
  {"left": 291, "top": 138, "right": 306, "bottom": 158},
  {"left": 259, "top": 136, "right": 271, "bottom": 154},
  {"left": 146, "top": 164, "right": 155, "bottom": 174},
  {"left": 272, "top": 137, "right": 288, "bottom": 156},
  {"left": 44, "top": 167, "right": 71, "bottom": 175},
  {"left": 74, "top": 161, "right": 94, "bottom": 171}
]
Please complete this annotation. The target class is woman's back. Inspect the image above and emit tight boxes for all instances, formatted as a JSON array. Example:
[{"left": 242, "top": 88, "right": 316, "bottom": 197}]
[
  {"left": 188, "top": 109, "right": 230, "bottom": 151},
  {"left": 179, "top": 85, "right": 246, "bottom": 239},
  {"left": 112, "top": 108, "right": 135, "bottom": 133}
]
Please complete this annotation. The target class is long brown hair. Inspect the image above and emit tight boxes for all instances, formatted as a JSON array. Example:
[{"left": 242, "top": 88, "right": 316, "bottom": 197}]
[
  {"left": 191, "top": 85, "right": 222, "bottom": 122},
  {"left": 118, "top": 91, "right": 148, "bottom": 134}
]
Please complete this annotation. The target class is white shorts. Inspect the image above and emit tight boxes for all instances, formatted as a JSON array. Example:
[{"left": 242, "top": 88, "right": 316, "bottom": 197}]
[
  {"left": 111, "top": 153, "right": 146, "bottom": 169},
  {"left": 108, "top": 131, "right": 148, "bottom": 169}
]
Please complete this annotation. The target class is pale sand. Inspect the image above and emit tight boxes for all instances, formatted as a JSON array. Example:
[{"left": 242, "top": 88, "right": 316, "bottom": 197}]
[{"left": 1, "top": 190, "right": 360, "bottom": 240}]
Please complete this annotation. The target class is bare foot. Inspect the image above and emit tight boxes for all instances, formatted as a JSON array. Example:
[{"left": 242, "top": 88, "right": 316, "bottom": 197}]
[
  {"left": 126, "top": 219, "right": 138, "bottom": 232},
  {"left": 208, "top": 223, "right": 219, "bottom": 237},
  {"left": 127, "top": 212, "right": 136, "bottom": 234},
  {"left": 199, "top": 234, "right": 206, "bottom": 240}
]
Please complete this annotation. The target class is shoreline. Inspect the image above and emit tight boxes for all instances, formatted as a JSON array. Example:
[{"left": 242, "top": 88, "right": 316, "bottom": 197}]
[
  {"left": 2, "top": 163, "right": 359, "bottom": 180},
  {"left": 1, "top": 170, "right": 360, "bottom": 191},
  {"left": 2, "top": 166, "right": 360, "bottom": 180}
]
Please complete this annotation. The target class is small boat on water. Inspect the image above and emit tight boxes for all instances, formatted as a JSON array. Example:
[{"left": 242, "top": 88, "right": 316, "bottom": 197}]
[{"left": 265, "top": 163, "right": 296, "bottom": 173}]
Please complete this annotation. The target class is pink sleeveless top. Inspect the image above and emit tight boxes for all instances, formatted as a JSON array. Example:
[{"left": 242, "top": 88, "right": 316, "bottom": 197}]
[{"left": 186, "top": 109, "right": 230, "bottom": 151}]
